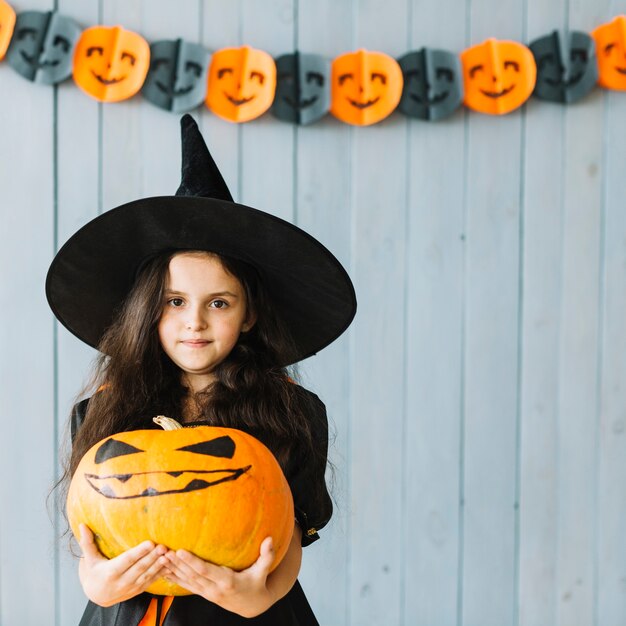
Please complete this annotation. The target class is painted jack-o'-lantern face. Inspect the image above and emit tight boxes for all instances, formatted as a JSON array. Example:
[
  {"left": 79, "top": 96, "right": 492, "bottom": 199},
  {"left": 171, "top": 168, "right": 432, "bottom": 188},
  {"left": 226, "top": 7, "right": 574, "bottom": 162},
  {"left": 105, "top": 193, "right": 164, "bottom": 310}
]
[
  {"left": 461, "top": 38, "right": 536, "bottom": 114},
  {"left": 6, "top": 10, "right": 81, "bottom": 84},
  {"left": 0, "top": 0, "right": 16, "bottom": 60},
  {"left": 330, "top": 49, "right": 403, "bottom": 126},
  {"left": 271, "top": 52, "right": 330, "bottom": 125},
  {"left": 67, "top": 424, "right": 294, "bottom": 596},
  {"left": 206, "top": 45, "right": 276, "bottom": 122},
  {"left": 592, "top": 16, "right": 626, "bottom": 91},
  {"left": 142, "top": 39, "right": 210, "bottom": 113},
  {"left": 530, "top": 30, "right": 597, "bottom": 103},
  {"left": 398, "top": 48, "right": 463, "bottom": 121},
  {"left": 73, "top": 25, "right": 150, "bottom": 102}
]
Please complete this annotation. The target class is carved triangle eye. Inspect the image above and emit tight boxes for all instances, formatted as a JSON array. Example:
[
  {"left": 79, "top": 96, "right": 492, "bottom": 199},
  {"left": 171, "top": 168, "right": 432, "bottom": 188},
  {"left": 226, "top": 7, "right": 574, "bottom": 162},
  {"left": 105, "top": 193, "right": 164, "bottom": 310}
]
[
  {"left": 176, "top": 436, "right": 235, "bottom": 459},
  {"left": 95, "top": 438, "right": 144, "bottom": 463}
]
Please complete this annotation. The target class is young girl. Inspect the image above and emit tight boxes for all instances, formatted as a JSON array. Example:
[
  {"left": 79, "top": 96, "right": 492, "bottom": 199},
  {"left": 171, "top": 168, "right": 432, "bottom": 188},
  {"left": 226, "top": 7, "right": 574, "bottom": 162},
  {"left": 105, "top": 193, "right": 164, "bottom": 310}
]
[{"left": 47, "top": 115, "right": 356, "bottom": 625}]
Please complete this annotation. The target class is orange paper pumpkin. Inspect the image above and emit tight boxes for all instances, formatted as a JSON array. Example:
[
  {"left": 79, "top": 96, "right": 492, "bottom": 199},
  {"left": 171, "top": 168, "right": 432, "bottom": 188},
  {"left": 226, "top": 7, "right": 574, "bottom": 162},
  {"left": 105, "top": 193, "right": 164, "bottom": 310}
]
[
  {"left": 67, "top": 421, "right": 294, "bottom": 596},
  {"left": 330, "top": 49, "right": 403, "bottom": 126},
  {"left": 461, "top": 38, "right": 536, "bottom": 115},
  {"left": 0, "top": 0, "right": 16, "bottom": 60},
  {"left": 206, "top": 45, "right": 276, "bottom": 122},
  {"left": 592, "top": 15, "right": 626, "bottom": 91},
  {"left": 73, "top": 25, "right": 150, "bottom": 102}
]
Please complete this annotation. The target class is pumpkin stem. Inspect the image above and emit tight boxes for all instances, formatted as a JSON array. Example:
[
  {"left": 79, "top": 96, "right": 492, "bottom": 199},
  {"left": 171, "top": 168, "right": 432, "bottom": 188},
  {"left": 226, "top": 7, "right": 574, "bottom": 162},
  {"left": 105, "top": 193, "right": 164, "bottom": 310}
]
[{"left": 153, "top": 415, "right": 184, "bottom": 430}]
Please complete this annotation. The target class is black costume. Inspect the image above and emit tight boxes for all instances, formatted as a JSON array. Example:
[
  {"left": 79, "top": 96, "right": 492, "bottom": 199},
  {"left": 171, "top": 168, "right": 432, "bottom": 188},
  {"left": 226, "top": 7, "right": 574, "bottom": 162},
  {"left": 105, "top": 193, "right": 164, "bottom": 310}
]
[
  {"left": 72, "top": 386, "right": 332, "bottom": 626},
  {"left": 47, "top": 114, "right": 356, "bottom": 626}
]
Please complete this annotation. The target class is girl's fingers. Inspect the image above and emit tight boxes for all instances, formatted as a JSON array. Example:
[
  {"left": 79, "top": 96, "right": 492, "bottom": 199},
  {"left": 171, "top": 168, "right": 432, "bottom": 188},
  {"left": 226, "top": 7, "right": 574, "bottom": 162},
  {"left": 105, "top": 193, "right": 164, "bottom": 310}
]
[
  {"left": 120, "top": 547, "right": 170, "bottom": 588},
  {"left": 247, "top": 537, "right": 274, "bottom": 576},
  {"left": 174, "top": 550, "right": 226, "bottom": 581},
  {"left": 107, "top": 541, "right": 159, "bottom": 577},
  {"left": 78, "top": 524, "right": 103, "bottom": 560}
]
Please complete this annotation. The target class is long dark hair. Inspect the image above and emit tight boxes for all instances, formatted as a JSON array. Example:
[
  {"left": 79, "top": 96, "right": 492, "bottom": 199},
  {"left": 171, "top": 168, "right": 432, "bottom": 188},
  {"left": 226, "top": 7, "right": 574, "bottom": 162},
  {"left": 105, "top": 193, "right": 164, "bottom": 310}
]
[{"left": 61, "top": 250, "right": 326, "bottom": 505}]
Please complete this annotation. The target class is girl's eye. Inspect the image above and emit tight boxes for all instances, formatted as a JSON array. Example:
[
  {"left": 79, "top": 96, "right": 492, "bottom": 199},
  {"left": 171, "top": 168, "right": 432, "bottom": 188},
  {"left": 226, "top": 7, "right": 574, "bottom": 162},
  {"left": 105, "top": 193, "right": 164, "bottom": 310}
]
[
  {"left": 210, "top": 300, "right": 228, "bottom": 309},
  {"left": 168, "top": 298, "right": 184, "bottom": 307}
]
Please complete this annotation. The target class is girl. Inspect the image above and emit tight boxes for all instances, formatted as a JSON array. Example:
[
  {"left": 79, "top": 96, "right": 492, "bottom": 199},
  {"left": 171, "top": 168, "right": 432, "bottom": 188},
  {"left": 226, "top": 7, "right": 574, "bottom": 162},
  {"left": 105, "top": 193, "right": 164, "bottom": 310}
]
[{"left": 47, "top": 114, "right": 356, "bottom": 625}]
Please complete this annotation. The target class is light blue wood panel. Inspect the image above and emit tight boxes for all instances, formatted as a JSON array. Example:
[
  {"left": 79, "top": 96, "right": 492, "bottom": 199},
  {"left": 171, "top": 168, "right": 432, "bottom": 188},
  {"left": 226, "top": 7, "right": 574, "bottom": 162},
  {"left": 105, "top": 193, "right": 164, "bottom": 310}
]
[
  {"left": 294, "top": 2, "right": 354, "bottom": 623},
  {"left": 0, "top": 0, "right": 56, "bottom": 623},
  {"left": 598, "top": 89, "right": 626, "bottom": 626},
  {"left": 239, "top": 2, "right": 295, "bottom": 220},
  {"left": 139, "top": 1, "right": 201, "bottom": 197},
  {"left": 518, "top": 100, "right": 564, "bottom": 626},
  {"left": 518, "top": 4, "right": 566, "bottom": 626},
  {"left": 403, "top": 0, "right": 467, "bottom": 624},
  {"left": 54, "top": 2, "right": 101, "bottom": 622},
  {"left": 554, "top": 1, "right": 609, "bottom": 623},
  {"left": 201, "top": 0, "right": 241, "bottom": 199},
  {"left": 99, "top": 2, "right": 147, "bottom": 210},
  {"left": 349, "top": 1, "right": 409, "bottom": 624},
  {"left": 462, "top": 0, "right": 526, "bottom": 620}
]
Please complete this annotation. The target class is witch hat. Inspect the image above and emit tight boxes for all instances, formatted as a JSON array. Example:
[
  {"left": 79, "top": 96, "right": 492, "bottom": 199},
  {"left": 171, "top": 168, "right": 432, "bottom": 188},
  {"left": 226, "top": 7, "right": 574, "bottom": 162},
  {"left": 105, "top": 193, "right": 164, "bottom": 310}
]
[{"left": 46, "top": 115, "right": 356, "bottom": 364}]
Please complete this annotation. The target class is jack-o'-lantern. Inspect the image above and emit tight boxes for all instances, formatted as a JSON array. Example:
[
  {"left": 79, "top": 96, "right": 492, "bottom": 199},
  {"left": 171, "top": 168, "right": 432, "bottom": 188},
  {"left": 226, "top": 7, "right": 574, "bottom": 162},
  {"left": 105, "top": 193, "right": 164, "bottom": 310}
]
[
  {"left": 206, "top": 45, "right": 276, "bottom": 123},
  {"left": 398, "top": 48, "right": 463, "bottom": 121},
  {"left": 330, "top": 49, "right": 403, "bottom": 125},
  {"left": 73, "top": 25, "right": 150, "bottom": 102},
  {"left": 592, "top": 15, "right": 626, "bottom": 91},
  {"left": 271, "top": 51, "right": 330, "bottom": 125},
  {"left": 461, "top": 38, "right": 536, "bottom": 114},
  {"left": 67, "top": 418, "right": 294, "bottom": 596},
  {"left": 530, "top": 30, "right": 597, "bottom": 103},
  {"left": 0, "top": 0, "right": 16, "bottom": 60},
  {"left": 142, "top": 38, "right": 210, "bottom": 113},
  {"left": 6, "top": 10, "right": 81, "bottom": 84}
]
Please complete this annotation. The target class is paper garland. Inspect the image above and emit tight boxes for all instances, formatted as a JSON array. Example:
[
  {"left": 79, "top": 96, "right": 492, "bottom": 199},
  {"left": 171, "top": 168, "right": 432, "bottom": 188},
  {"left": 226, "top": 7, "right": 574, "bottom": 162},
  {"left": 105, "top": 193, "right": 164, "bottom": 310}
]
[{"left": 1, "top": 2, "right": 625, "bottom": 126}]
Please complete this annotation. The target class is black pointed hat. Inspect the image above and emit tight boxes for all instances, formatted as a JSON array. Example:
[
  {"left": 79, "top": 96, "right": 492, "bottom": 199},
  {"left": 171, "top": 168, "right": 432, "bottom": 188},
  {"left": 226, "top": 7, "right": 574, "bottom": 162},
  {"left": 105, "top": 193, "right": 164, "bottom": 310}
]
[{"left": 46, "top": 115, "right": 356, "bottom": 364}]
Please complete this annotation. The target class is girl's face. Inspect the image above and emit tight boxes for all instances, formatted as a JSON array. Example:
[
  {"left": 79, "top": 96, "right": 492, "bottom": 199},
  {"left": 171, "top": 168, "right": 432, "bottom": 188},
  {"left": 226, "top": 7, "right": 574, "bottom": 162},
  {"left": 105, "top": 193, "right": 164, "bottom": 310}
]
[{"left": 158, "top": 252, "right": 256, "bottom": 392}]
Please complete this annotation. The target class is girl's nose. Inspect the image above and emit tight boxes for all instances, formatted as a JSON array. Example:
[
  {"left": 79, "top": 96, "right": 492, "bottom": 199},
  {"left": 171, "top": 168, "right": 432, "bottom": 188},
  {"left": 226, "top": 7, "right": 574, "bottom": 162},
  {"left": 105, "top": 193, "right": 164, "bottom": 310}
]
[{"left": 185, "top": 307, "right": 208, "bottom": 330}]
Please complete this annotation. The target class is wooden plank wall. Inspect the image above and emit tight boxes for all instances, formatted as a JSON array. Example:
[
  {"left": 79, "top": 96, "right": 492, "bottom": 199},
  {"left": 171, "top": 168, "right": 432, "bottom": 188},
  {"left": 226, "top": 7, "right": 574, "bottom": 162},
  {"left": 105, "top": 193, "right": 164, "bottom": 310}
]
[{"left": 1, "top": 0, "right": 625, "bottom": 625}]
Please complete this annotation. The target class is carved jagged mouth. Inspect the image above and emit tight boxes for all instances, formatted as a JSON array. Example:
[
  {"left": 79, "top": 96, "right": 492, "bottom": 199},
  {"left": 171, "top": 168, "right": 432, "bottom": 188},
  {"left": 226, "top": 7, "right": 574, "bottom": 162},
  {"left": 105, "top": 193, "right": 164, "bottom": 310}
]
[
  {"left": 91, "top": 70, "right": 126, "bottom": 85},
  {"left": 615, "top": 66, "right": 626, "bottom": 75},
  {"left": 479, "top": 84, "right": 515, "bottom": 98},
  {"left": 409, "top": 91, "right": 449, "bottom": 105},
  {"left": 156, "top": 81, "right": 194, "bottom": 96},
  {"left": 283, "top": 94, "right": 319, "bottom": 109},
  {"left": 85, "top": 465, "right": 251, "bottom": 499},
  {"left": 225, "top": 92, "right": 255, "bottom": 106},
  {"left": 347, "top": 96, "right": 380, "bottom": 109}
]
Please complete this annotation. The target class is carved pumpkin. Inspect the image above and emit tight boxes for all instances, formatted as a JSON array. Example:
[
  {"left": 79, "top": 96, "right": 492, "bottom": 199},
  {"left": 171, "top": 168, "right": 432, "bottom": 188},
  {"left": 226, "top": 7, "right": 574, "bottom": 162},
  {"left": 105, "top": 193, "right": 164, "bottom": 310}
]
[
  {"left": 0, "top": 0, "right": 16, "bottom": 60},
  {"left": 73, "top": 25, "right": 150, "bottom": 102},
  {"left": 67, "top": 418, "right": 294, "bottom": 596},
  {"left": 330, "top": 49, "right": 403, "bottom": 126},
  {"left": 592, "top": 15, "right": 626, "bottom": 91},
  {"left": 461, "top": 38, "right": 536, "bottom": 114},
  {"left": 206, "top": 45, "right": 276, "bottom": 122}
]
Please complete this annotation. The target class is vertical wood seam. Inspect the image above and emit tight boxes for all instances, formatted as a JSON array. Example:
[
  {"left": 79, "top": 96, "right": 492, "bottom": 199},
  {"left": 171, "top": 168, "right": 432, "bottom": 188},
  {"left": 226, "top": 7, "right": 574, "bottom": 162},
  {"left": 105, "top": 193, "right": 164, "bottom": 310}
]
[
  {"left": 593, "top": 87, "right": 610, "bottom": 626},
  {"left": 513, "top": 3, "right": 530, "bottom": 624},
  {"left": 347, "top": 0, "right": 356, "bottom": 621},
  {"left": 400, "top": 0, "right": 413, "bottom": 620},
  {"left": 457, "top": 2, "right": 472, "bottom": 623}
]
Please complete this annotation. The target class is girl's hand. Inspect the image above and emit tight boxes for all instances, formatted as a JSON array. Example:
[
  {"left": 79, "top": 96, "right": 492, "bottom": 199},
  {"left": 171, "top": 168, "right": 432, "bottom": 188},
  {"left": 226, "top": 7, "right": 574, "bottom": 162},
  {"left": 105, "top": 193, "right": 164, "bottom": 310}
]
[
  {"left": 77, "top": 524, "right": 170, "bottom": 607},
  {"left": 164, "top": 537, "right": 278, "bottom": 618},
  {"left": 164, "top": 525, "right": 303, "bottom": 618}
]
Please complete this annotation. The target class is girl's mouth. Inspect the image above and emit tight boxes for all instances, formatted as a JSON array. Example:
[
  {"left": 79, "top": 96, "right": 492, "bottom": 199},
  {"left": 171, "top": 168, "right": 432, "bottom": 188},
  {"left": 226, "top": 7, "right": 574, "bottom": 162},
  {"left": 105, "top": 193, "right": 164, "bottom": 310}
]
[{"left": 181, "top": 340, "right": 211, "bottom": 347}]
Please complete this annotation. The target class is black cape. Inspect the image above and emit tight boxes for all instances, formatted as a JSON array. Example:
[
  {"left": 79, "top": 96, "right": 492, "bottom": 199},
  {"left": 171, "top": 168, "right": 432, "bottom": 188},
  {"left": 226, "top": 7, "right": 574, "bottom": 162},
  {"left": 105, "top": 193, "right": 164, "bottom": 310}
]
[{"left": 71, "top": 386, "right": 332, "bottom": 626}]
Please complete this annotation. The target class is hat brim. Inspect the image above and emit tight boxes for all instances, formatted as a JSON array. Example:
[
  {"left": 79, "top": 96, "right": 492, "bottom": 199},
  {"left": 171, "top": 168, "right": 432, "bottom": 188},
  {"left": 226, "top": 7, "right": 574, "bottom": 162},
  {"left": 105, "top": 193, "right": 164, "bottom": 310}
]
[{"left": 46, "top": 196, "right": 356, "bottom": 365}]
